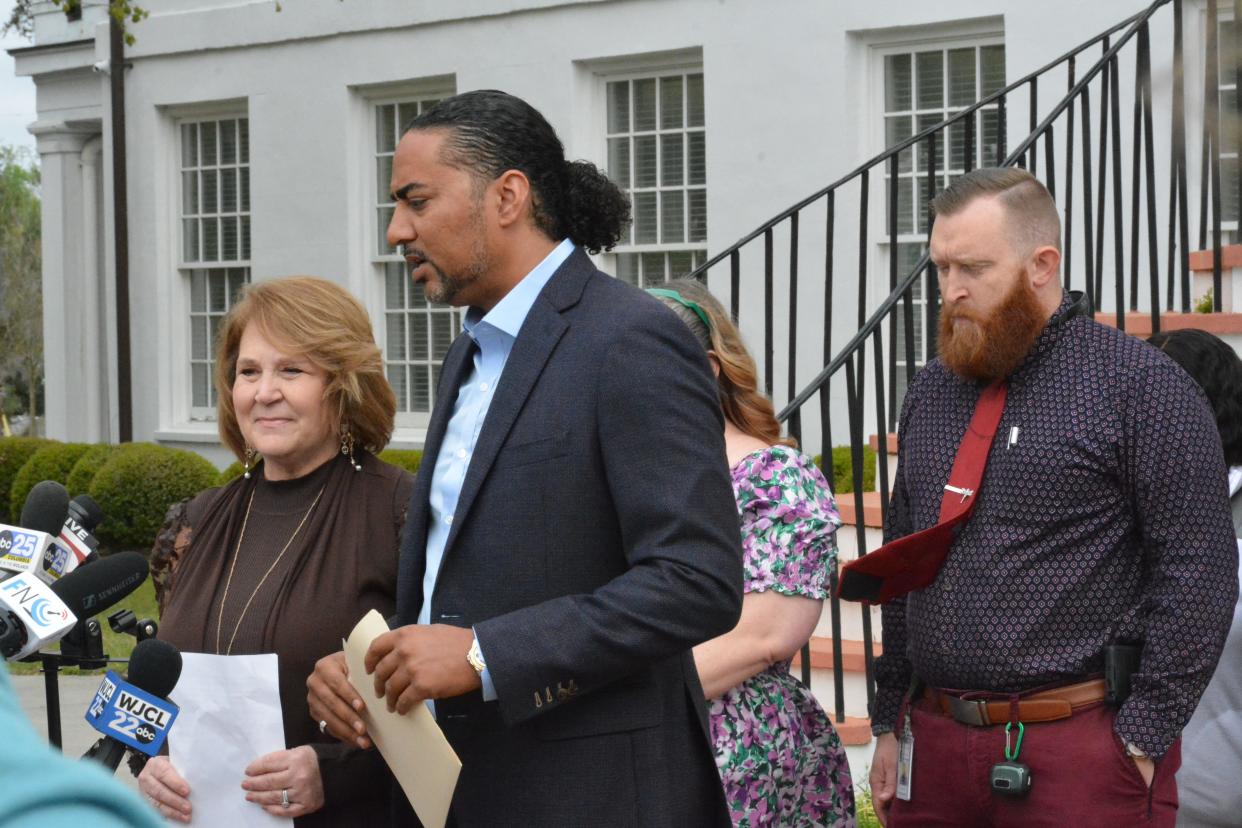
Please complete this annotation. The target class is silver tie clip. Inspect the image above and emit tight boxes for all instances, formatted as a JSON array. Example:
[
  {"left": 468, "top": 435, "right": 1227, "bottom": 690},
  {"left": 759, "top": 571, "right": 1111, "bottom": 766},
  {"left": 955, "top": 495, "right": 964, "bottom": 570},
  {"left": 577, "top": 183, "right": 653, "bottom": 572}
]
[
  {"left": 944, "top": 484, "right": 974, "bottom": 502},
  {"left": 1007, "top": 426, "right": 1020, "bottom": 449}
]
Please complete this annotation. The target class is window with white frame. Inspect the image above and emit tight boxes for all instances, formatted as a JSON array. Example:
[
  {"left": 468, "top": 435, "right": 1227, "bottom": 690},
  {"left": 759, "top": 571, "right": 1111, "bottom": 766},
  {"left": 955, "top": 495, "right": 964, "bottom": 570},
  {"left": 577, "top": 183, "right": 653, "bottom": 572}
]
[
  {"left": 373, "top": 94, "right": 462, "bottom": 420},
  {"left": 179, "top": 117, "right": 251, "bottom": 417},
  {"left": 881, "top": 40, "right": 1005, "bottom": 396},
  {"left": 604, "top": 71, "right": 707, "bottom": 287}
]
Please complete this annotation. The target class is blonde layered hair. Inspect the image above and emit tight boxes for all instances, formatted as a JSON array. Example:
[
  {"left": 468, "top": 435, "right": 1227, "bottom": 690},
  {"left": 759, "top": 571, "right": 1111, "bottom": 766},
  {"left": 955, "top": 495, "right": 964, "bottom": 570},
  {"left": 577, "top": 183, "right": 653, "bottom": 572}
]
[
  {"left": 214, "top": 277, "right": 396, "bottom": 461},
  {"left": 654, "top": 278, "right": 796, "bottom": 448}
]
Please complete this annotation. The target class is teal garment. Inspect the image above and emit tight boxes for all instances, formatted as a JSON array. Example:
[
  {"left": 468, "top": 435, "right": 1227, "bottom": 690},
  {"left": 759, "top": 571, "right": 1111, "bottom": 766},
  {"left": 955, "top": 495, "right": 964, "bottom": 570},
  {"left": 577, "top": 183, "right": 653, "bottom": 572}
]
[{"left": 0, "top": 666, "right": 163, "bottom": 828}]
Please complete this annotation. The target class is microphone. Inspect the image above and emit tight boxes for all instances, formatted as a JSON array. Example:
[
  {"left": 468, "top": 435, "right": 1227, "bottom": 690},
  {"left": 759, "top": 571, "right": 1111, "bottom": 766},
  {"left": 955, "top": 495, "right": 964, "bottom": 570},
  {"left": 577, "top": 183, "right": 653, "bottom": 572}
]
[
  {"left": 83, "top": 638, "right": 182, "bottom": 772},
  {"left": 0, "top": 481, "right": 70, "bottom": 583},
  {"left": 56, "top": 494, "right": 105, "bottom": 572},
  {"left": 0, "top": 550, "right": 148, "bottom": 661}
]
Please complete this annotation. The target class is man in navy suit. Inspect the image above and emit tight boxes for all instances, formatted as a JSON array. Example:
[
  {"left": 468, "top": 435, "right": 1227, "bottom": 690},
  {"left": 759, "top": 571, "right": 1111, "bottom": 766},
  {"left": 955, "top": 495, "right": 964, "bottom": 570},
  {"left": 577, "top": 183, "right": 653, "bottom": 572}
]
[{"left": 308, "top": 90, "right": 742, "bottom": 826}]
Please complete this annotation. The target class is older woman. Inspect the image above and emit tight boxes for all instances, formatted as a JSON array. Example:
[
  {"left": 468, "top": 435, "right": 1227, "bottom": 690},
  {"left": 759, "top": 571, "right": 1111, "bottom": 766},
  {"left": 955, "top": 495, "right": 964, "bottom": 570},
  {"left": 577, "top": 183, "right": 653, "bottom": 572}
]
[
  {"left": 649, "top": 279, "right": 855, "bottom": 827},
  {"left": 139, "top": 277, "right": 415, "bottom": 826}
]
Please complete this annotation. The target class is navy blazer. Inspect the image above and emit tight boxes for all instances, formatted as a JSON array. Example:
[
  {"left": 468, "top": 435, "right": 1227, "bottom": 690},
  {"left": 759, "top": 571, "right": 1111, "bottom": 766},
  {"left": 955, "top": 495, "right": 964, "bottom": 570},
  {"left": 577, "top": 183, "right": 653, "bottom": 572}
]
[{"left": 393, "top": 249, "right": 743, "bottom": 826}]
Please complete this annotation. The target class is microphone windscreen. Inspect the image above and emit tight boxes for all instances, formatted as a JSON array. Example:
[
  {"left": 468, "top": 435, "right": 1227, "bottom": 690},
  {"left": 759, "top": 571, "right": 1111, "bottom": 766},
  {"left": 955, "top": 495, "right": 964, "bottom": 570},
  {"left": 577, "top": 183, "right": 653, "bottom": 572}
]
[
  {"left": 126, "top": 638, "right": 182, "bottom": 699},
  {"left": 49, "top": 551, "right": 148, "bottom": 618},
  {"left": 68, "top": 494, "right": 105, "bottom": 532},
  {"left": 19, "top": 481, "right": 70, "bottom": 536}
]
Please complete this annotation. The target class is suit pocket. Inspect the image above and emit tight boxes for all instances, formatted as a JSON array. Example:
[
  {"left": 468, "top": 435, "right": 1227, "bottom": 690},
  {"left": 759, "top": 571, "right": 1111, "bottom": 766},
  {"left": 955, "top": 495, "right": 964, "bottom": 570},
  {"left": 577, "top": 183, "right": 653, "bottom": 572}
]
[
  {"left": 534, "top": 673, "right": 663, "bottom": 741},
  {"left": 493, "top": 430, "right": 570, "bottom": 470}
]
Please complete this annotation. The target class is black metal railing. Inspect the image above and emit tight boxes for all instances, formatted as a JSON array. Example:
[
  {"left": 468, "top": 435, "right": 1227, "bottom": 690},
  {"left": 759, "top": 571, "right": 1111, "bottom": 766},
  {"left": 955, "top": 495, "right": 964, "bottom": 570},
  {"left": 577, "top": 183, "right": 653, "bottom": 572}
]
[{"left": 689, "top": 0, "right": 1239, "bottom": 729}]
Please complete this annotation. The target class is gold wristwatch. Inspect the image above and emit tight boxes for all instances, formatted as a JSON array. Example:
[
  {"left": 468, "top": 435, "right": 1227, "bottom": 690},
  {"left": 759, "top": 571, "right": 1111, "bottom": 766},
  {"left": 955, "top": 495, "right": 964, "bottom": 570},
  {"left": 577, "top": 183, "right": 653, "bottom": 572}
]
[{"left": 466, "top": 637, "right": 487, "bottom": 675}]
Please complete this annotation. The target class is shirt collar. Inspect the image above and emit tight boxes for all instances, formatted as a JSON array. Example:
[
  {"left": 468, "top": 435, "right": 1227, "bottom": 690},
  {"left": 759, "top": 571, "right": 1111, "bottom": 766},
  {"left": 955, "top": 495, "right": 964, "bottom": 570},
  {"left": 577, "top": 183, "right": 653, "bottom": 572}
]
[
  {"left": 463, "top": 238, "right": 575, "bottom": 341},
  {"left": 1009, "top": 290, "right": 1089, "bottom": 382}
]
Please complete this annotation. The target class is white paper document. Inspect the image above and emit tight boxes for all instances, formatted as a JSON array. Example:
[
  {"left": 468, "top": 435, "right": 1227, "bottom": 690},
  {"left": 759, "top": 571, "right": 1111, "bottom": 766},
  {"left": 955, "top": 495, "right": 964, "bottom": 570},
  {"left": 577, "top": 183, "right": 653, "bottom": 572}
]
[
  {"left": 344, "top": 610, "right": 462, "bottom": 828},
  {"left": 170, "top": 652, "right": 286, "bottom": 828}
]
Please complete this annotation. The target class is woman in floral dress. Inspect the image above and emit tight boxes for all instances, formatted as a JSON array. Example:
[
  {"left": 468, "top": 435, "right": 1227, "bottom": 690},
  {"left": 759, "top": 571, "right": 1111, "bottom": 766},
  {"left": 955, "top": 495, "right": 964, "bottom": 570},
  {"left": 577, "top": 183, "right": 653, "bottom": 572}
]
[{"left": 650, "top": 280, "right": 856, "bottom": 827}]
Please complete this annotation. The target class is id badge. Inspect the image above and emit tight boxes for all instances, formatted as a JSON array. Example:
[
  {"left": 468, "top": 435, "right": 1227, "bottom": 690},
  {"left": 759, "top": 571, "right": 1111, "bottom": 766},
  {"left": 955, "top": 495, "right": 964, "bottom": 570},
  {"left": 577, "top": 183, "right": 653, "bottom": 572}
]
[{"left": 896, "top": 726, "right": 914, "bottom": 801}]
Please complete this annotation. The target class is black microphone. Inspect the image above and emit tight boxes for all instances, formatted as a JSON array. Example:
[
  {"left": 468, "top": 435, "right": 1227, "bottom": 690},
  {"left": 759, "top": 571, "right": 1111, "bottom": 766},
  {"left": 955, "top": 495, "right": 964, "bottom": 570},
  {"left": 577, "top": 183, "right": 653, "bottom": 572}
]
[
  {"left": 49, "top": 551, "right": 148, "bottom": 620},
  {"left": 69, "top": 495, "right": 104, "bottom": 533},
  {"left": 58, "top": 494, "right": 105, "bottom": 568},
  {"left": 19, "top": 481, "right": 70, "bottom": 536},
  {"left": 83, "top": 638, "right": 183, "bottom": 772}
]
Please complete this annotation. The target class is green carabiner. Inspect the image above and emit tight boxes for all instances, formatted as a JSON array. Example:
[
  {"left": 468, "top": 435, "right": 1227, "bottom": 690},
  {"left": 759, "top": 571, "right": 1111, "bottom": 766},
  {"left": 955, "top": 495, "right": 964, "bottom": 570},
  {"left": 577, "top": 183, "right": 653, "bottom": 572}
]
[{"left": 1004, "top": 721, "right": 1025, "bottom": 761}]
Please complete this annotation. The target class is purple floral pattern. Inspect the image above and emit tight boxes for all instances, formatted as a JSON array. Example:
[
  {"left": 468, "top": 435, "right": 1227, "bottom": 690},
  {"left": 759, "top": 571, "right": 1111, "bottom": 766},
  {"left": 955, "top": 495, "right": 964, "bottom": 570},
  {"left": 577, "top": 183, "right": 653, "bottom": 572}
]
[{"left": 709, "top": 446, "right": 855, "bottom": 826}]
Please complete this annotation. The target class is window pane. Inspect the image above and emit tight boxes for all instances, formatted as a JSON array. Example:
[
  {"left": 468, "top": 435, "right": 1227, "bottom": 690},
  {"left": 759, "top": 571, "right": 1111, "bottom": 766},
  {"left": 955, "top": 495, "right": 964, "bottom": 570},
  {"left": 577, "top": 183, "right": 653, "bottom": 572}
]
[
  {"left": 916, "top": 51, "right": 944, "bottom": 110},
  {"left": 948, "top": 48, "right": 977, "bottom": 107},
  {"left": 661, "top": 190, "right": 685, "bottom": 243},
  {"left": 1224, "top": 156, "right": 1240, "bottom": 222},
  {"left": 377, "top": 104, "right": 396, "bottom": 153},
  {"left": 411, "top": 365, "right": 430, "bottom": 412},
  {"left": 885, "top": 54, "right": 912, "bottom": 111},
  {"left": 688, "top": 189, "right": 707, "bottom": 243},
  {"left": 200, "top": 122, "right": 218, "bottom": 166},
  {"left": 192, "top": 363, "right": 209, "bottom": 408},
  {"left": 228, "top": 268, "right": 246, "bottom": 301},
  {"left": 1220, "top": 85, "right": 1241, "bottom": 154},
  {"left": 634, "top": 135, "right": 657, "bottom": 188},
  {"left": 219, "top": 119, "right": 237, "bottom": 164},
  {"left": 181, "top": 123, "right": 198, "bottom": 168},
  {"left": 386, "top": 314, "right": 406, "bottom": 361},
  {"left": 668, "top": 250, "right": 695, "bottom": 279},
  {"left": 221, "top": 216, "right": 238, "bottom": 260},
  {"left": 634, "top": 192, "right": 658, "bottom": 243},
  {"left": 886, "top": 177, "right": 913, "bottom": 236},
  {"left": 191, "top": 316, "right": 208, "bottom": 360},
  {"left": 916, "top": 113, "right": 946, "bottom": 171},
  {"left": 981, "top": 45, "right": 1005, "bottom": 97},
  {"left": 241, "top": 216, "right": 250, "bottom": 260},
  {"left": 385, "top": 263, "right": 405, "bottom": 308},
  {"left": 203, "top": 218, "right": 219, "bottom": 262},
  {"left": 182, "top": 171, "right": 198, "bottom": 215},
  {"left": 208, "top": 270, "right": 227, "bottom": 312},
  {"left": 948, "top": 118, "right": 967, "bottom": 170},
  {"left": 378, "top": 205, "right": 395, "bottom": 255},
  {"left": 886, "top": 116, "right": 913, "bottom": 174},
  {"left": 980, "top": 108, "right": 1001, "bottom": 167},
  {"left": 916, "top": 176, "right": 932, "bottom": 234},
  {"left": 183, "top": 219, "right": 199, "bottom": 262},
  {"left": 397, "top": 102, "right": 419, "bottom": 131},
  {"left": 220, "top": 168, "right": 237, "bottom": 213},
  {"left": 387, "top": 364, "right": 407, "bottom": 411},
  {"left": 240, "top": 168, "right": 250, "bottom": 212},
  {"left": 687, "top": 132, "right": 706, "bottom": 185},
  {"left": 607, "top": 138, "right": 631, "bottom": 187},
  {"left": 201, "top": 170, "right": 218, "bottom": 214},
  {"left": 377, "top": 155, "right": 393, "bottom": 203},
  {"left": 660, "top": 76, "right": 684, "bottom": 130},
  {"left": 661, "top": 133, "right": 684, "bottom": 186},
  {"left": 431, "top": 313, "right": 453, "bottom": 359},
  {"left": 607, "top": 81, "right": 630, "bottom": 133},
  {"left": 633, "top": 78, "right": 657, "bottom": 131},
  {"left": 191, "top": 270, "right": 206, "bottom": 312},
  {"left": 238, "top": 119, "right": 249, "bottom": 163},
  {"left": 411, "top": 310, "right": 429, "bottom": 360},
  {"left": 641, "top": 252, "right": 666, "bottom": 283},
  {"left": 687, "top": 74, "right": 705, "bottom": 127},
  {"left": 615, "top": 252, "right": 639, "bottom": 285}
]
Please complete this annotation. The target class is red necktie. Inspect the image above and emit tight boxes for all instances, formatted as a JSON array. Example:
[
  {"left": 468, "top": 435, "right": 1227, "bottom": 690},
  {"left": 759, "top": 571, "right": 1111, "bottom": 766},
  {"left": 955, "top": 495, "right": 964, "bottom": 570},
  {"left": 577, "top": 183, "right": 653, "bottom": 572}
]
[{"left": 837, "top": 380, "right": 1008, "bottom": 605}]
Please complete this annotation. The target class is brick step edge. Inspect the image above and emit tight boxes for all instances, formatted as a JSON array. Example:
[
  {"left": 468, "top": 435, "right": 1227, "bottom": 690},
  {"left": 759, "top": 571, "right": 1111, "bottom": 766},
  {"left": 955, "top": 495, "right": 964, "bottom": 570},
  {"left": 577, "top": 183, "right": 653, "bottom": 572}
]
[
  {"left": 868, "top": 433, "right": 899, "bottom": 454},
  {"left": 836, "top": 490, "right": 886, "bottom": 528},
  {"left": 833, "top": 716, "right": 874, "bottom": 746},
  {"left": 790, "top": 636, "right": 883, "bottom": 673}
]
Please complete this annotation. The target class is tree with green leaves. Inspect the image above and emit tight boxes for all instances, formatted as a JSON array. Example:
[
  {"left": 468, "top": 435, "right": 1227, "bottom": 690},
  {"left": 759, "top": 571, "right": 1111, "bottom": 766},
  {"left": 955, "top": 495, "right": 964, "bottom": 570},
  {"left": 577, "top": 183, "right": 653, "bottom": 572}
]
[
  {"left": 3, "top": 0, "right": 147, "bottom": 45},
  {"left": 0, "top": 147, "right": 43, "bottom": 435}
]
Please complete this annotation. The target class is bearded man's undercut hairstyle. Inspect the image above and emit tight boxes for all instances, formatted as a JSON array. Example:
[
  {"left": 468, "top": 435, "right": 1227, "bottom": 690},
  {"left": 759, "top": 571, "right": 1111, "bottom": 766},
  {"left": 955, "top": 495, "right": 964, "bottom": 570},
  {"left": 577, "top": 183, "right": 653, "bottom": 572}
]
[{"left": 930, "top": 167, "right": 1062, "bottom": 256}]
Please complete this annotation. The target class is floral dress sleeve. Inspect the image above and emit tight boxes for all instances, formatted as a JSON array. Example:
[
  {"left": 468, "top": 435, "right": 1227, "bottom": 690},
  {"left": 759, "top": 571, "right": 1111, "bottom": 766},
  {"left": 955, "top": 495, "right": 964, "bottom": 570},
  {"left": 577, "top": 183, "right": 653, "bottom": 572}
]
[{"left": 733, "top": 447, "right": 843, "bottom": 599}]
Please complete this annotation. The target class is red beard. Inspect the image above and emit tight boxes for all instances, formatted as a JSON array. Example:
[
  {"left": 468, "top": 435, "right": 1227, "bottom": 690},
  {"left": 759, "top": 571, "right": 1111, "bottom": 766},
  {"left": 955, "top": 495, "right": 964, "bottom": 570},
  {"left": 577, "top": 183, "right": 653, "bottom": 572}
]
[{"left": 938, "top": 273, "right": 1047, "bottom": 382}]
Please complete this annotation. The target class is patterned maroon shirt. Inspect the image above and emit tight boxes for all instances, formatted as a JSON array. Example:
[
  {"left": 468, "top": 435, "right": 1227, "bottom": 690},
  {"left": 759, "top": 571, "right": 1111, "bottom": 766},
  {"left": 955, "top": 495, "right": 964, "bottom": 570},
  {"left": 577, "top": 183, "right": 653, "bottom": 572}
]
[{"left": 872, "top": 293, "right": 1239, "bottom": 759}]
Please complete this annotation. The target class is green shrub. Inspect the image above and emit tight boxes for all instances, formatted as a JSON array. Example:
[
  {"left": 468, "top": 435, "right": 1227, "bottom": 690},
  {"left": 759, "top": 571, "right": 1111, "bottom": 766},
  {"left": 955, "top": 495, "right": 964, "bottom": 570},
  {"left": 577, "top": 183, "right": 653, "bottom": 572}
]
[
  {"left": 1195, "top": 288, "right": 1215, "bottom": 314},
  {"left": 89, "top": 443, "right": 219, "bottom": 550},
  {"left": 66, "top": 444, "right": 120, "bottom": 497},
  {"left": 378, "top": 449, "right": 424, "bottom": 475},
  {"left": 9, "top": 442, "right": 91, "bottom": 519},
  {"left": 218, "top": 459, "right": 246, "bottom": 485},
  {"left": 0, "top": 437, "right": 57, "bottom": 522},
  {"left": 855, "top": 786, "right": 880, "bottom": 827},
  {"left": 813, "top": 444, "right": 877, "bottom": 495}
]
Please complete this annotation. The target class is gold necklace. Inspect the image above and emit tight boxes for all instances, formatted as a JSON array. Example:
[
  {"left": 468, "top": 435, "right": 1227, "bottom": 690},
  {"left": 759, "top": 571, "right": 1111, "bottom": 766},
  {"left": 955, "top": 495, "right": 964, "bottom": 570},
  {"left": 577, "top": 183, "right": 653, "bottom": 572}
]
[{"left": 214, "top": 483, "right": 326, "bottom": 655}]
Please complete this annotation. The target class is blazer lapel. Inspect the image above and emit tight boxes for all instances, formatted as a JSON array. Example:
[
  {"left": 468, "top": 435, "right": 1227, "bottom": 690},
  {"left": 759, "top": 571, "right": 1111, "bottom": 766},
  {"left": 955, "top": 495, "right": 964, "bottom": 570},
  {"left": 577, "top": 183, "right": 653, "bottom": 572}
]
[{"left": 395, "top": 332, "right": 477, "bottom": 621}]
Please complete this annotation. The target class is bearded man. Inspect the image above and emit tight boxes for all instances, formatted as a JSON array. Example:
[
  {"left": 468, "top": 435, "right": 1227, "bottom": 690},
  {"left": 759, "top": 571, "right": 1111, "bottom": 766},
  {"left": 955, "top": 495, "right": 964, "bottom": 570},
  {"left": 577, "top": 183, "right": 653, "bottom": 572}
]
[{"left": 864, "top": 167, "right": 1238, "bottom": 827}]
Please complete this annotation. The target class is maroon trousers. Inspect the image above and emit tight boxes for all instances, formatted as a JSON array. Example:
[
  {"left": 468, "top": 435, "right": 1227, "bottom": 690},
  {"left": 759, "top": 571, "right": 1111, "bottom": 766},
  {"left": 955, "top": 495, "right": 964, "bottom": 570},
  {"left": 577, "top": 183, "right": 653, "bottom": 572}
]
[{"left": 888, "top": 697, "right": 1180, "bottom": 827}]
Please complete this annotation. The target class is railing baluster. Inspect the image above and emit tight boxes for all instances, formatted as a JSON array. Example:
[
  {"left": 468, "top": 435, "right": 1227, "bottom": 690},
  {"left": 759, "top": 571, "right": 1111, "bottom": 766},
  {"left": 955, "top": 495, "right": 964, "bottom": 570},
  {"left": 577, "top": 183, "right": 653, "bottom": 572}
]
[
  {"left": 858, "top": 170, "right": 869, "bottom": 332},
  {"left": 1081, "top": 83, "right": 1097, "bottom": 313},
  {"left": 927, "top": 132, "right": 940, "bottom": 346},
  {"left": 887, "top": 155, "right": 899, "bottom": 431},
  {"left": 1236, "top": 0, "right": 1242, "bottom": 238},
  {"left": 1130, "top": 41, "right": 1144, "bottom": 311},
  {"left": 1045, "top": 125, "right": 1057, "bottom": 200},
  {"left": 997, "top": 94, "right": 1007, "bottom": 166},
  {"left": 1140, "top": 23, "right": 1161, "bottom": 331},
  {"left": 1111, "top": 55, "right": 1126, "bottom": 328},
  {"left": 844, "top": 357, "right": 875, "bottom": 711},
  {"left": 965, "top": 105, "right": 976, "bottom": 174},
  {"left": 764, "top": 228, "right": 774, "bottom": 398},
  {"left": 1095, "top": 41, "right": 1111, "bottom": 308},
  {"left": 1174, "top": 0, "right": 1192, "bottom": 311},
  {"left": 788, "top": 211, "right": 800, "bottom": 420},
  {"left": 730, "top": 249, "right": 740, "bottom": 322},
  {"left": 825, "top": 191, "right": 835, "bottom": 385},
  {"left": 1029, "top": 77, "right": 1039, "bottom": 173},
  {"left": 1208, "top": 0, "right": 1224, "bottom": 310},
  {"left": 1065, "top": 58, "right": 1077, "bottom": 295}
]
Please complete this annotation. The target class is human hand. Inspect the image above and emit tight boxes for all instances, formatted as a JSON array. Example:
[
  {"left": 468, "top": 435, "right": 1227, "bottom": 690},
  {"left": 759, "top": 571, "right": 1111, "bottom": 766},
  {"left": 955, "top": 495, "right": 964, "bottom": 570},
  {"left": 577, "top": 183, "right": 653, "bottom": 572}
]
[
  {"left": 869, "top": 731, "right": 899, "bottom": 827},
  {"left": 365, "top": 624, "right": 480, "bottom": 714},
  {"left": 137, "top": 755, "right": 192, "bottom": 823},
  {"left": 242, "top": 745, "right": 325, "bottom": 819},
  {"left": 307, "top": 651, "right": 371, "bottom": 750}
]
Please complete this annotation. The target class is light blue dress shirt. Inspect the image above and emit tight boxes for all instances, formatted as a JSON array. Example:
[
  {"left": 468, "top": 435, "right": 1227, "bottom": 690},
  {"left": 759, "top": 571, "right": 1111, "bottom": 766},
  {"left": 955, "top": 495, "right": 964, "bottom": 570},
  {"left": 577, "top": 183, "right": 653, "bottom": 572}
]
[{"left": 419, "top": 238, "right": 575, "bottom": 702}]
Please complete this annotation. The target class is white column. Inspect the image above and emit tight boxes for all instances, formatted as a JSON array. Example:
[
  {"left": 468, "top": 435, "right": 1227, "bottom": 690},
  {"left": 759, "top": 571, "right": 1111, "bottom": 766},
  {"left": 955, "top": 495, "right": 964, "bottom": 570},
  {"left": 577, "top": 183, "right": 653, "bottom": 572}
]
[{"left": 30, "top": 122, "right": 108, "bottom": 442}]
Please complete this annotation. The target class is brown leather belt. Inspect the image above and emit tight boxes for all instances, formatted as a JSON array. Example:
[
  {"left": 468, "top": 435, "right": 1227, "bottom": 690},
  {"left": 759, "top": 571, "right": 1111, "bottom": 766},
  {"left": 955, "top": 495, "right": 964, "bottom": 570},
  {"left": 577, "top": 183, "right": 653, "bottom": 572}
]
[{"left": 923, "top": 678, "right": 1107, "bottom": 726}]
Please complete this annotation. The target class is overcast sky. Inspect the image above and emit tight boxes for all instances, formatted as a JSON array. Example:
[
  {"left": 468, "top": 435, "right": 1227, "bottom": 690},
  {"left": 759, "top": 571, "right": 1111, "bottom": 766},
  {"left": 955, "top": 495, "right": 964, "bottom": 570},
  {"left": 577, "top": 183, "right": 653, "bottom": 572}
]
[{"left": 1, "top": 0, "right": 38, "bottom": 154}]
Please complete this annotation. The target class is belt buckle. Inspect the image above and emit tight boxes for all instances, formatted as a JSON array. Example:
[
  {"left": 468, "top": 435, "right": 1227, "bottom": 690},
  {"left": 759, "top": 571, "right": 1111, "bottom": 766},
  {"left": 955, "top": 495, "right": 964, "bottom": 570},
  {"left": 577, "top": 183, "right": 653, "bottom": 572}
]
[{"left": 947, "top": 695, "right": 991, "bottom": 726}]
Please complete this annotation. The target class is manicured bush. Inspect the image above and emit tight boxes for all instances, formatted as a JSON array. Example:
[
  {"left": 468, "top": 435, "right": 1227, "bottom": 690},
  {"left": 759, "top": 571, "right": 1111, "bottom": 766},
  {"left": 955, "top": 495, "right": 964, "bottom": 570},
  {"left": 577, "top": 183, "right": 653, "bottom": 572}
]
[
  {"left": 89, "top": 443, "right": 219, "bottom": 551},
  {"left": 0, "top": 436, "right": 57, "bottom": 523},
  {"left": 218, "top": 459, "right": 246, "bottom": 485},
  {"left": 378, "top": 449, "right": 424, "bottom": 475},
  {"left": 813, "top": 444, "right": 878, "bottom": 495},
  {"left": 9, "top": 442, "right": 91, "bottom": 519},
  {"left": 66, "top": 444, "right": 120, "bottom": 497}
]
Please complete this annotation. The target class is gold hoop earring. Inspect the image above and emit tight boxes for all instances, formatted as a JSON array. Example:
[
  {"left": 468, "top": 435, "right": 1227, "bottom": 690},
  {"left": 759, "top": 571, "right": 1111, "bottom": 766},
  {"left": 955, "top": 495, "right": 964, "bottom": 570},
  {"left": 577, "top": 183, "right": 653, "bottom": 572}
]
[
  {"left": 340, "top": 428, "right": 361, "bottom": 472},
  {"left": 243, "top": 446, "right": 257, "bottom": 479}
]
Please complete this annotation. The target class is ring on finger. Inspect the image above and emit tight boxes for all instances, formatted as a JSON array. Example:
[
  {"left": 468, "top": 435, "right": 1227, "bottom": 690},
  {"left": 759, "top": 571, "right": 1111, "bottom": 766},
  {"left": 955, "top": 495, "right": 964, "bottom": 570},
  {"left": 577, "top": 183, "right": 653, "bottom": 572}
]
[
  {"left": 319, "top": 719, "right": 328, "bottom": 734},
  {"left": 281, "top": 788, "right": 291, "bottom": 809}
]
